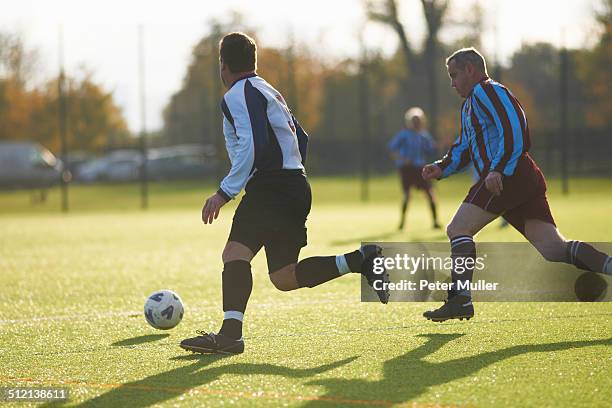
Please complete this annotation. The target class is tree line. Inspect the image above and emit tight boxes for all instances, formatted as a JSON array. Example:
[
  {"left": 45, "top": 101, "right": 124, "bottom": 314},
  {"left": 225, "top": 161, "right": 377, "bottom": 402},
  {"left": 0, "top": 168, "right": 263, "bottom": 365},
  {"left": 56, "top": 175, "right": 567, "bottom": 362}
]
[
  {"left": 162, "top": 1, "right": 610, "bottom": 174},
  {"left": 0, "top": 31, "right": 130, "bottom": 153},
  {"left": 0, "top": 0, "right": 609, "bottom": 175}
]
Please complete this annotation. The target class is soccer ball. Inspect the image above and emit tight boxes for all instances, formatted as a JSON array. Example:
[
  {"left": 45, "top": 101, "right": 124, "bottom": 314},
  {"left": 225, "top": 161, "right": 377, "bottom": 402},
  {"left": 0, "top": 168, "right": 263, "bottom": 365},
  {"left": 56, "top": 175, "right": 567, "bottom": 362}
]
[{"left": 144, "top": 290, "right": 184, "bottom": 330}]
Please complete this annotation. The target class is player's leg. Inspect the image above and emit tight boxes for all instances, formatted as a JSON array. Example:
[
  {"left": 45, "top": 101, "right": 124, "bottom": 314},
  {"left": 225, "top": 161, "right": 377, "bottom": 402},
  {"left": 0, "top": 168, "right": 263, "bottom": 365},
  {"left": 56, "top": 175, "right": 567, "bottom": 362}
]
[
  {"left": 502, "top": 190, "right": 612, "bottom": 274},
  {"left": 262, "top": 172, "right": 390, "bottom": 302},
  {"left": 522, "top": 219, "right": 567, "bottom": 262},
  {"left": 423, "top": 202, "right": 498, "bottom": 322},
  {"left": 445, "top": 202, "right": 498, "bottom": 296},
  {"left": 398, "top": 168, "right": 411, "bottom": 230},
  {"left": 179, "top": 237, "right": 261, "bottom": 354},
  {"left": 266, "top": 229, "right": 390, "bottom": 303},
  {"left": 399, "top": 189, "right": 410, "bottom": 230},
  {"left": 180, "top": 196, "right": 263, "bottom": 354},
  {"left": 523, "top": 219, "right": 612, "bottom": 274},
  {"left": 423, "top": 187, "right": 441, "bottom": 229},
  {"left": 217, "top": 240, "right": 258, "bottom": 340}
]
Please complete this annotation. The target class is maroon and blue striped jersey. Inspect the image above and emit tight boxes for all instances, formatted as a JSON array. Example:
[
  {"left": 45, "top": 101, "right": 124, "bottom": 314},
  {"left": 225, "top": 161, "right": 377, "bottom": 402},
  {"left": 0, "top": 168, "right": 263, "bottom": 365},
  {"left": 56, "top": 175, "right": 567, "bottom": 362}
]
[{"left": 436, "top": 78, "right": 531, "bottom": 179}]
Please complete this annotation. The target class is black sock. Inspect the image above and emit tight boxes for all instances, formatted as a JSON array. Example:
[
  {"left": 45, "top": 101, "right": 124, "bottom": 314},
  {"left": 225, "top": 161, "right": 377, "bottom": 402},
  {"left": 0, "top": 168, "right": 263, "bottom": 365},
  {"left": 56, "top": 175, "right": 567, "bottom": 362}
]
[
  {"left": 449, "top": 235, "right": 476, "bottom": 299},
  {"left": 566, "top": 241, "right": 610, "bottom": 273},
  {"left": 344, "top": 250, "right": 364, "bottom": 273},
  {"left": 219, "top": 260, "right": 252, "bottom": 340},
  {"left": 219, "top": 318, "right": 242, "bottom": 340},
  {"left": 295, "top": 256, "right": 338, "bottom": 288},
  {"left": 400, "top": 199, "right": 408, "bottom": 227},
  {"left": 430, "top": 201, "right": 438, "bottom": 224},
  {"left": 295, "top": 250, "right": 363, "bottom": 288}
]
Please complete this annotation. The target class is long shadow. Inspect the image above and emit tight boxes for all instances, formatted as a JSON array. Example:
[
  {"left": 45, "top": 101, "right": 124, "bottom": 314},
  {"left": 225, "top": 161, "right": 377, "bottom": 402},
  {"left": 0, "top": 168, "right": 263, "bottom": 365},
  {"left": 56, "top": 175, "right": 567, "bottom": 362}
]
[
  {"left": 330, "top": 230, "right": 399, "bottom": 246},
  {"left": 111, "top": 334, "right": 170, "bottom": 347},
  {"left": 68, "top": 354, "right": 357, "bottom": 407},
  {"left": 301, "top": 333, "right": 612, "bottom": 407},
  {"left": 408, "top": 232, "right": 447, "bottom": 242},
  {"left": 330, "top": 231, "right": 447, "bottom": 247}
]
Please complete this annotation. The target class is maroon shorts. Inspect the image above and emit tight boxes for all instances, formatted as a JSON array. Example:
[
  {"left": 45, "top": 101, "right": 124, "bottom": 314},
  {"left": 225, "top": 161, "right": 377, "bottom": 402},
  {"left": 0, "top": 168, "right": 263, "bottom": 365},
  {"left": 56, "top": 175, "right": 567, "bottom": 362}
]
[
  {"left": 399, "top": 164, "right": 431, "bottom": 191},
  {"left": 463, "top": 154, "right": 556, "bottom": 235}
]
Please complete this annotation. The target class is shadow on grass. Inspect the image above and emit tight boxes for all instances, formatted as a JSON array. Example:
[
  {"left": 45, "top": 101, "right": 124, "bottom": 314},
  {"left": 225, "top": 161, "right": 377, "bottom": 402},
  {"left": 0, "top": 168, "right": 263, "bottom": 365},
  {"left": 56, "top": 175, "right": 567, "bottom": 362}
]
[
  {"left": 407, "top": 232, "right": 447, "bottom": 242},
  {"left": 65, "top": 354, "right": 357, "bottom": 408},
  {"left": 301, "top": 333, "right": 612, "bottom": 407},
  {"left": 44, "top": 335, "right": 610, "bottom": 407},
  {"left": 329, "top": 231, "right": 448, "bottom": 247},
  {"left": 329, "top": 230, "right": 400, "bottom": 246},
  {"left": 111, "top": 334, "right": 170, "bottom": 347}
]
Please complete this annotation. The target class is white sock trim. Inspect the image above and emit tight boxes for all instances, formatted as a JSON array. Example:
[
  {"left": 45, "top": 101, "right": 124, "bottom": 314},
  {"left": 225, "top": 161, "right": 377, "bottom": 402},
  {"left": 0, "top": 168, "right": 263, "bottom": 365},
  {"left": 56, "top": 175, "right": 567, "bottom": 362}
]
[
  {"left": 335, "top": 255, "right": 351, "bottom": 275},
  {"left": 605, "top": 256, "right": 612, "bottom": 274},
  {"left": 224, "top": 311, "right": 244, "bottom": 322},
  {"left": 451, "top": 236, "right": 474, "bottom": 249},
  {"left": 572, "top": 241, "right": 581, "bottom": 264}
]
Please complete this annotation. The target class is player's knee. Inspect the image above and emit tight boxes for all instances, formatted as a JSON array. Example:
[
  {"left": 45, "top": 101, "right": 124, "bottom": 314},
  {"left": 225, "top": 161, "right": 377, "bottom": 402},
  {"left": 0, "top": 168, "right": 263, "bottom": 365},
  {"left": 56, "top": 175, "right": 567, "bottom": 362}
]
[
  {"left": 269, "top": 266, "right": 299, "bottom": 291},
  {"left": 222, "top": 241, "right": 253, "bottom": 264},
  {"left": 447, "top": 220, "right": 477, "bottom": 239},
  {"left": 446, "top": 223, "right": 463, "bottom": 239},
  {"left": 221, "top": 247, "right": 238, "bottom": 264}
]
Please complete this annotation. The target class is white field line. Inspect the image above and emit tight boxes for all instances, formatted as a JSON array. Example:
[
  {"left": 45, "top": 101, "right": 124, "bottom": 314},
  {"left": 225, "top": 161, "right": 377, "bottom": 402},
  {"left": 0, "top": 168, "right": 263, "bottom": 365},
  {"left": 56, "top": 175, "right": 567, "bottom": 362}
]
[{"left": 0, "top": 298, "right": 353, "bottom": 324}]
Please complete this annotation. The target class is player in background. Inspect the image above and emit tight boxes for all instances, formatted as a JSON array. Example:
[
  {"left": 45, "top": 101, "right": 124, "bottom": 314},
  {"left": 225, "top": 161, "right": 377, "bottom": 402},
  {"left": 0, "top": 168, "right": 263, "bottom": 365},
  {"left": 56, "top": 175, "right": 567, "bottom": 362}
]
[
  {"left": 180, "top": 32, "right": 389, "bottom": 354},
  {"left": 421, "top": 47, "right": 612, "bottom": 322},
  {"left": 388, "top": 107, "right": 441, "bottom": 231}
]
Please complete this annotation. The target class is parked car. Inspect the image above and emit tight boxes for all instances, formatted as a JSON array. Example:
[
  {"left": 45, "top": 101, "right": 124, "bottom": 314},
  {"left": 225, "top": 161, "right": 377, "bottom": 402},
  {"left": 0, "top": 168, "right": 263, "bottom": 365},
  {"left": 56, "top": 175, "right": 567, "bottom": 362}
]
[
  {"left": 75, "top": 145, "right": 217, "bottom": 183},
  {"left": 63, "top": 151, "right": 93, "bottom": 179},
  {"left": 76, "top": 150, "right": 143, "bottom": 183},
  {"left": 0, "top": 141, "right": 63, "bottom": 188},
  {"left": 147, "top": 144, "right": 217, "bottom": 181}
]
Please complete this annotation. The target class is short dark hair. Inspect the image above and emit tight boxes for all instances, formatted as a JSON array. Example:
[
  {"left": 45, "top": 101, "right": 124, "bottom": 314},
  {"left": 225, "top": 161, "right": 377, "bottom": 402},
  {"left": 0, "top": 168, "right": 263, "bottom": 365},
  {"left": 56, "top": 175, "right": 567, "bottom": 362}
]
[
  {"left": 219, "top": 32, "right": 257, "bottom": 73},
  {"left": 446, "top": 47, "right": 488, "bottom": 75}
]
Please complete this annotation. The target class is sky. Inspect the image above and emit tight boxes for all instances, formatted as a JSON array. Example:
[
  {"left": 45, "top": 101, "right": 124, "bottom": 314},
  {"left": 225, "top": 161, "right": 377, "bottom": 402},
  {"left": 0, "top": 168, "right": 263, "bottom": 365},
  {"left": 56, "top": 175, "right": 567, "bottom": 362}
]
[{"left": 0, "top": 0, "right": 603, "bottom": 133}]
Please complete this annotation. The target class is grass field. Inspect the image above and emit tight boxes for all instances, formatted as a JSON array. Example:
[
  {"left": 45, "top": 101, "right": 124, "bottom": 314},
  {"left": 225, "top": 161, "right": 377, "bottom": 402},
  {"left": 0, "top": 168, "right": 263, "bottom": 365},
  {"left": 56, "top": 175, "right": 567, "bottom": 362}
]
[{"left": 1, "top": 175, "right": 611, "bottom": 407}]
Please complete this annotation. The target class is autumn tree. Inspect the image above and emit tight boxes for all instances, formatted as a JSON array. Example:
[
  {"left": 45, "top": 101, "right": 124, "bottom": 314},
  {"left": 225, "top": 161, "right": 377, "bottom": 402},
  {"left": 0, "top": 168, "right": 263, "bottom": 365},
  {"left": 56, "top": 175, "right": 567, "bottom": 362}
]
[
  {"left": 577, "top": 0, "right": 612, "bottom": 128},
  {"left": 0, "top": 31, "right": 130, "bottom": 153}
]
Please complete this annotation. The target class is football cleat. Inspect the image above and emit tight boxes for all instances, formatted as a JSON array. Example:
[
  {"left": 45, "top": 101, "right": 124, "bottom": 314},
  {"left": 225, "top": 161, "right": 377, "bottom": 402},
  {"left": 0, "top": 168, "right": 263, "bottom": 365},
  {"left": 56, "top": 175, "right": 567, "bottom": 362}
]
[
  {"left": 423, "top": 294, "right": 474, "bottom": 322},
  {"left": 360, "top": 244, "right": 390, "bottom": 304},
  {"left": 180, "top": 331, "right": 244, "bottom": 354}
]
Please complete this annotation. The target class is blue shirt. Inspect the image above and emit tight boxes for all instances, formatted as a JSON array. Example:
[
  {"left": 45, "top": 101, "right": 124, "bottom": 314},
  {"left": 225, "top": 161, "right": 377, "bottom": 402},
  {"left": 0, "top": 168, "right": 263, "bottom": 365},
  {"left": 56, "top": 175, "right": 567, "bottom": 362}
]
[{"left": 388, "top": 129, "right": 436, "bottom": 168}]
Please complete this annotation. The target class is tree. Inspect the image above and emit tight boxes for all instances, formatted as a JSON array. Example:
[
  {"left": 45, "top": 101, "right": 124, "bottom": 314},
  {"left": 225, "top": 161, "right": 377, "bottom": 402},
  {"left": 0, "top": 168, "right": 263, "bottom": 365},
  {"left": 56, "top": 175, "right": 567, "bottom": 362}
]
[
  {"left": 0, "top": 31, "right": 38, "bottom": 89},
  {"left": 162, "top": 17, "right": 325, "bottom": 148},
  {"left": 366, "top": 0, "right": 415, "bottom": 86},
  {"left": 577, "top": 0, "right": 612, "bottom": 128},
  {"left": 29, "top": 71, "right": 131, "bottom": 153},
  {"left": 162, "top": 18, "right": 245, "bottom": 147},
  {"left": 421, "top": 0, "right": 450, "bottom": 140},
  {"left": 366, "top": 0, "right": 450, "bottom": 139},
  {"left": 0, "top": 30, "right": 130, "bottom": 153}
]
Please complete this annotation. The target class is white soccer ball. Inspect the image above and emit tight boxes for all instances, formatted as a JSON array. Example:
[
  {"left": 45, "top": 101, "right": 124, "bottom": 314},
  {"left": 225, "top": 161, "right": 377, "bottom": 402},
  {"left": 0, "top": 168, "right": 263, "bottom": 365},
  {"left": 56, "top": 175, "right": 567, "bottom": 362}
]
[{"left": 144, "top": 290, "right": 184, "bottom": 330}]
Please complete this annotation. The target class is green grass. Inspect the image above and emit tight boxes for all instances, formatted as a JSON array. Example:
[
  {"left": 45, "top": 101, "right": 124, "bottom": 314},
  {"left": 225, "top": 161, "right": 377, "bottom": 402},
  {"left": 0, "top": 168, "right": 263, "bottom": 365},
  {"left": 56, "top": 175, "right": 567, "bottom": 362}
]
[{"left": 0, "top": 175, "right": 611, "bottom": 407}]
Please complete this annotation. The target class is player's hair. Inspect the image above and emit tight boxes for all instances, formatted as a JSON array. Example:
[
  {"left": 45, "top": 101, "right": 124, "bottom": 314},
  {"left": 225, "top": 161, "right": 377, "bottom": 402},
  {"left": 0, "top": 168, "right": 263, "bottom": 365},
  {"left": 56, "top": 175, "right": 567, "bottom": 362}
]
[
  {"left": 219, "top": 32, "right": 257, "bottom": 73},
  {"left": 404, "top": 107, "right": 427, "bottom": 128},
  {"left": 446, "top": 47, "right": 488, "bottom": 75}
]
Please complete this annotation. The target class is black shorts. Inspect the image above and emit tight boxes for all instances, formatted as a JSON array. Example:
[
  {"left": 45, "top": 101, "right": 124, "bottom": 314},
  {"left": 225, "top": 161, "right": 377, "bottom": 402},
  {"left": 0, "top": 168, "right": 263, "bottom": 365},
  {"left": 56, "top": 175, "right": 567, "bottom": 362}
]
[
  {"left": 399, "top": 164, "right": 431, "bottom": 191},
  {"left": 228, "top": 170, "right": 312, "bottom": 273}
]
